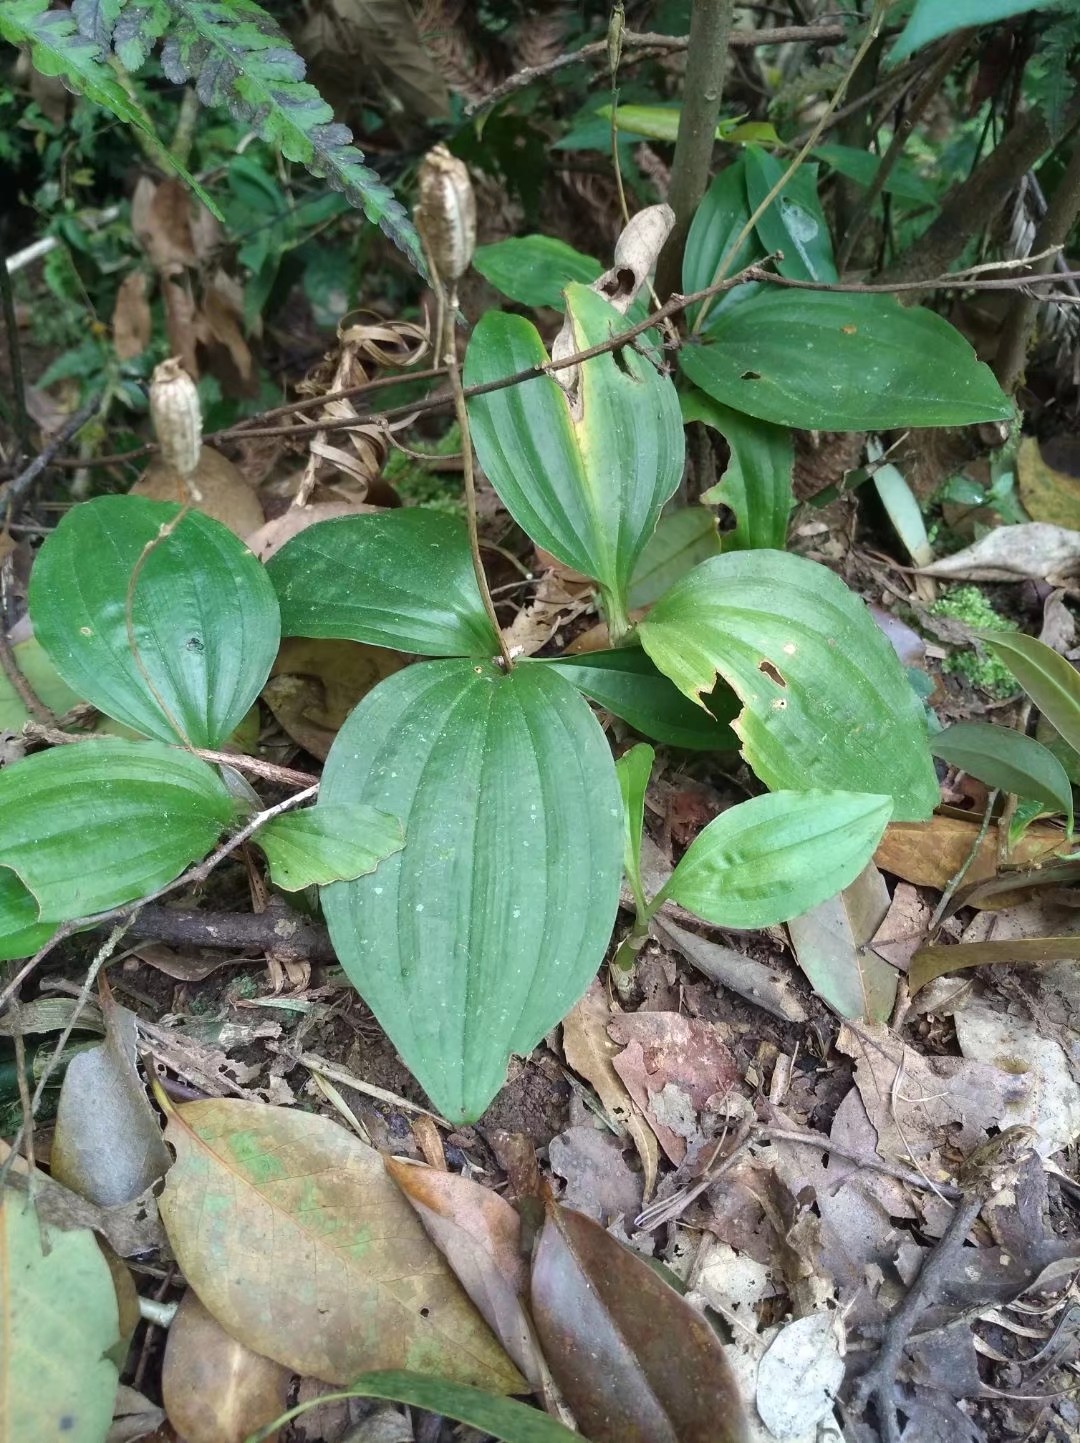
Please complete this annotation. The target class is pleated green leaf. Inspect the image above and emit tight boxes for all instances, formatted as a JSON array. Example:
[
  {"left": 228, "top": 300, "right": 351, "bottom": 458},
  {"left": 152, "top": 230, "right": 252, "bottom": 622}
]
[
  {"left": 983, "top": 630, "right": 1080, "bottom": 762},
  {"left": 0, "top": 867, "right": 57, "bottom": 963},
  {"left": 655, "top": 790, "right": 893, "bottom": 929},
  {"left": 266, "top": 510, "right": 500, "bottom": 658},
  {"left": 30, "top": 495, "right": 280, "bottom": 748},
  {"left": 320, "top": 660, "right": 623, "bottom": 1123},
  {"left": 931, "top": 720, "right": 1074, "bottom": 831},
  {"left": 0, "top": 739, "right": 235, "bottom": 926},
  {"left": 465, "top": 285, "right": 683, "bottom": 624},
  {"left": 255, "top": 804, "right": 404, "bottom": 890},
  {"left": 638, "top": 550, "right": 939, "bottom": 820}
]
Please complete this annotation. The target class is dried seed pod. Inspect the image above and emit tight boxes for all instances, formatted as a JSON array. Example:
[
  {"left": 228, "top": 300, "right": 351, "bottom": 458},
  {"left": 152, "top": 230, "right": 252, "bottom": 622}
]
[
  {"left": 149, "top": 358, "right": 202, "bottom": 482},
  {"left": 414, "top": 144, "right": 476, "bottom": 284}
]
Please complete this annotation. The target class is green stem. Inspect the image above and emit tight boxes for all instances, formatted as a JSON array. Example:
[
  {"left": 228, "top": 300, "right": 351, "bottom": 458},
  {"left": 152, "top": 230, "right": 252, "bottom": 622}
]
[
  {"left": 601, "top": 586, "right": 634, "bottom": 647},
  {"left": 655, "top": 0, "right": 737, "bottom": 300}
]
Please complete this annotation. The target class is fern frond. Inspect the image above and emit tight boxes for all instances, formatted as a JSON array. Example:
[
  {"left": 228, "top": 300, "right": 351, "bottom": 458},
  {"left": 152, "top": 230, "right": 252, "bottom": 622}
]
[
  {"left": 66, "top": 0, "right": 423, "bottom": 270},
  {"left": 0, "top": 0, "right": 218, "bottom": 214}
]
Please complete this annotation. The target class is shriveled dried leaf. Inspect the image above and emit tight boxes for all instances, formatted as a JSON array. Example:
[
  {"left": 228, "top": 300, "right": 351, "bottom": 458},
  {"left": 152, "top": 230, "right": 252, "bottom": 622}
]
[
  {"left": 919, "top": 522, "right": 1080, "bottom": 583},
  {"left": 162, "top": 1290, "right": 291, "bottom": 1443},
  {"left": 196, "top": 271, "right": 254, "bottom": 383},
  {"left": 247, "top": 500, "right": 380, "bottom": 562},
  {"left": 111, "top": 271, "right": 152, "bottom": 361},
  {"left": 531, "top": 1205, "right": 749, "bottom": 1443},
  {"left": 106, "top": 1384, "right": 165, "bottom": 1443},
  {"left": 385, "top": 1158, "right": 543, "bottom": 1388},
  {"left": 301, "top": 0, "right": 451, "bottom": 120},
  {"left": 157, "top": 1095, "right": 525, "bottom": 1390}
]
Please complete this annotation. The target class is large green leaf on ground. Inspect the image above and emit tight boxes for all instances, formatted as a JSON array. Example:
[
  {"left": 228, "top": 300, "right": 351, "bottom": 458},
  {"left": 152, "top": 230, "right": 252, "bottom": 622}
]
[
  {"left": 0, "top": 1189, "right": 121, "bottom": 1443},
  {"left": 890, "top": 0, "right": 1051, "bottom": 62},
  {"left": 743, "top": 148, "right": 836, "bottom": 283},
  {"left": 30, "top": 495, "right": 280, "bottom": 748},
  {"left": 465, "top": 285, "right": 684, "bottom": 624},
  {"left": 254, "top": 803, "right": 404, "bottom": 890},
  {"left": 654, "top": 790, "right": 893, "bottom": 929},
  {"left": 542, "top": 649, "right": 738, "bottom": 751},
  {"left": 627, "top": 506, "right": 721, "bottom": 609},
  {"left": 472, "top": 236, "right": 602, "bottom": 311},
  {"left": 679, "top": 289, "right": 1013, "bottom": 431},
  {"left": 682, "top": 391, "right": 793, "bottom": 550},
  {"left": 266, "top": 510, "right": 500, "bottom": 658},
  {"left": 0, "top": 868, "right": 56, "bottom": 963},
  {"left": 158, "top": 1097, "right": 524, "bottom": 1391},
  {"left": 0, "top": 738, "right": 235, "bottom": 925},
  {"left": 637, "top": 550, "right": 939, "bottom": 820},
  {"left": 320, "top": 660, "right": 623, "bottom": 1123},
  {"left": 931, "top": 720, "right": 1074, "bottom": 831}
]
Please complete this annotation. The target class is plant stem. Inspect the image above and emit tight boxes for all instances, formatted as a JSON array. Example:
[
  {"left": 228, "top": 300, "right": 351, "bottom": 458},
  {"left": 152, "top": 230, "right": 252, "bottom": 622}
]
[
  {"left": 655, "top": 0, "right": 737, "bottom": 300},
  {"left": 994, "top": 140, "right": 1080, "bottom": 394}
]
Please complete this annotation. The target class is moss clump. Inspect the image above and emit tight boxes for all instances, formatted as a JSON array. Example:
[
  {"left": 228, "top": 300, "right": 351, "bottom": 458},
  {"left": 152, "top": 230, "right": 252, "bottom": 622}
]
[
  {"left": 383, "top": 423, "right": 465, "bottom": 516},
  {"left": 929, "top": 585, "right": 1021, "bottom": 698}
]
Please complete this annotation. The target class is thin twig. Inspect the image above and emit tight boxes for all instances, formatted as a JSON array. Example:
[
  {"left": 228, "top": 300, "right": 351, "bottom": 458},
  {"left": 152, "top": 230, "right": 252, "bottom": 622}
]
[
  {"left": 0, "top": 397, "right": 101, "bottom": 514},
  {"left": 0, "top": 627, "right": 54, "bottom": 723},
  {"left": 0, "top": 784, "right": 318, "bottom": 1012},
  {"left": 0, "top": 232, "right": 30, "bottom": 463},
  {"left": 467, "top": 21, "right": 849, "bottom": 113},
  {"left": 929, "top": 786, "right": 999, "bottom": 934}
]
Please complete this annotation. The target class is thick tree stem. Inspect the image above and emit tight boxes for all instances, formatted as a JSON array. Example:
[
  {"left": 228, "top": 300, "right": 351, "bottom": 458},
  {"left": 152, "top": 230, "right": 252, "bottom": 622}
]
[
  {"left": 881, "top": 91, "right": 1080, "bottom": 287},
  {"left": 655, "top": 0, "right": 737, "bottom": 300},
  {"left": 994, "top": 140, "right": 1080, "bottom": 394}
]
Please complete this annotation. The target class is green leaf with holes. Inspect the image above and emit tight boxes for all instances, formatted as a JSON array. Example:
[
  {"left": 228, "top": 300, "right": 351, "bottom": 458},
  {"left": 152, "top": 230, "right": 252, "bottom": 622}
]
[
  {"left": 29, "top": 495, "right": 280, "bottom": 748},
  {"left": 0, "top": 739, "right": 235, "bottom": 929},
  {"left": 679, "top": 289, "right": 1013, "bottom": 431},
  {"left": 266, "top": 510, "right": 500, "bottom": 658},
  {"left": 638, "top": 549, "right": 938, "bottom": 820},
  {"left": 466, "top": 284, "right": 683, "bottom": 630},
  {"left": 653, "top": 790, "right": 893, "bottom": 928},
  {"left": 320, "top": 660, "right": 622, "bottom": 1123}
]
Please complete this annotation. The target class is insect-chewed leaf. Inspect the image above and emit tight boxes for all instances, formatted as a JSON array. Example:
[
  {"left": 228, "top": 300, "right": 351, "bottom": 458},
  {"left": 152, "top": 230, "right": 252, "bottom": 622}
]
[
  {"left": 265, "top": 510, "right": 499, "bottom": 658},
  {"left": 530, "top": 1205, "right": 749, "bottom": 1443},
  {"left": 0, "top": 1190, "right": 121, "bottom": 1443},
  {"left": 465, "top": 285, "right": 683, "bottom": 618},
  {"left": 30, "top": 495, "right": 280, "bottom": 748},
  {"left": 320, "top": 659, "right": 623, "bottom": 1123},
  {"left": 638, "top": 549, "right": 939, "bottom": 820},
  {"left": 157, "top": 1096, "right": 525, "bottom": 1392},
  {"left": 682, "top": 391, "right": 793, "bottom": 552},
  {"left": 0, "top": 739, "right": 235, "bottom": 931}
]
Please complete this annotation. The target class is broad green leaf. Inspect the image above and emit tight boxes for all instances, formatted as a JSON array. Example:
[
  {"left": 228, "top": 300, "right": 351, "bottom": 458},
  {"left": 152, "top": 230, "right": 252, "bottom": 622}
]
[
  {"left": 597, "top": 103, "right": 777, "bottom": 147},
  {"left": 0, "top": 738, "right": 235, "bottom": 924},
  {"left": 30, "top": 496, "right": 280, "bottom": 748},
  {"left": 683, "top": 391, "right": 793, "bottom": 550},
  {"left": 679, "top": 290, "right": 1013, "bottom": 430},
  {"left": 890, "top": 0, "right": 1054, "bottom": 62},
  {"left": 744, "top": 148, "right": 836, "bottom": 282},
  {"left": 812, "top": 143, "right": 936, "bottom": 205},
  {"left": 0, "top": 1190, "right": 121, "bottom": 1443},
  {"left": 872, "top": 450, "right": 932, "bottom": 565},
  {"left": 158, "top": 1096, "right": 524, "bottom": 1391},
  {"left": 472, "top": 236, "right": 602, "bottom": 311},
  {"left": 0, "top": 867, "right": 56, "bottom": 963},
  {"left": 0, "top": 636, "right": 85, "bottom": 730},
  {"left": 320, "top": 660, "right": 623, "bottom": 1123},
  {"left": 466, "top": 285, "right": 684, "bottom": 626},
  {"left": 637, "top": 550, "right": 939, "bottom": 820},
  {"left": 931, "top": 720, "right": 1074, "bottom": 831},
  {"left": 682, "top": 159, "right": 765, "bottom": 327},
  {"left": 258, "top": 1372, "right": 584, "bottom": 1443},
  {"left": 984, "top": 631, "right": 1080, "bottom": 761},
  {"left": 530, "top": 1205, "right": 748, "bottom": 1443},
  {"left": 616, "top": 744, "right": 653, "bottom": 906},
  {"left": 266, "top": 510, "right": 500, "bottom": 658},
  {"left": 627, "top": 506, "right": 721, "bottom": 609},
  {"left": 255, "top": 803, "right": 404, "bottom": 890},
  {"left": 787, "top": 863, "right": 897, "bottom": 1021},
  {"left": 654, "top": 790, "right": 893, "bottom": 929},
  {"left": 542, "top": 649, "right": 738, "bottom": 751}
]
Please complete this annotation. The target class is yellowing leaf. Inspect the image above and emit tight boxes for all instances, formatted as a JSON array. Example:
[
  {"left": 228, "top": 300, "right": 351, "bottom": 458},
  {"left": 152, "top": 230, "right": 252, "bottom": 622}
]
[{"left": 157, "top": 1096, "right": 525, "bottom": 1391}]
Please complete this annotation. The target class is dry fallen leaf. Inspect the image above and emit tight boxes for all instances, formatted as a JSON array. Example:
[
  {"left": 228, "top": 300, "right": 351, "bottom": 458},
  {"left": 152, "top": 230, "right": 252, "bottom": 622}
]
[
  {"left": 247, "top": 500, "right": 380, "bottom": 561},
  {"left": 162, "top": 1290, "right": 291, "bottom": 1443},
  {"left": 133, "top": 446, "right": 264, "bottom": 539},
  {"left": 111, "top": 270, "right": 152, "bottom": 361},
  {"left": 875, "top": 815, "right": 1066, "bottom": 900},
  {"left": 918, "top": 521, "right": 1080, "bottom": 582},
  {"left": 562, "top": 982, "right": 659, "bottom": 1198},
  {"left": 157, "top": 1095, "right": 525, "bottom": 1390},
  {"left": 385, "top": 1157, "right": 543, "bottom": 1389},
  {"left": 263, "top": 637, "right": 405, "bottom": 760},
  {"left": 531, "top": 1204, "right": 749, "bottom": 1443},
  {"left": 548, "top": 1125, "right": 643, "bottom": 1224},
  {"left": 786, "top": 863, "right": 897, "bottom": 1022}
]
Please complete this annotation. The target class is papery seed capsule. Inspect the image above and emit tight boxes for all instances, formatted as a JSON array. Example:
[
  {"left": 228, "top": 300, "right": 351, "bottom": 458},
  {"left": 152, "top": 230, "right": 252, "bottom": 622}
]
[
  {"left": 414, "top": 144, "right": 476, "bottom": 284},
  {"left": 149, "top": 357, "right": 201, "bottom": 479}
]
